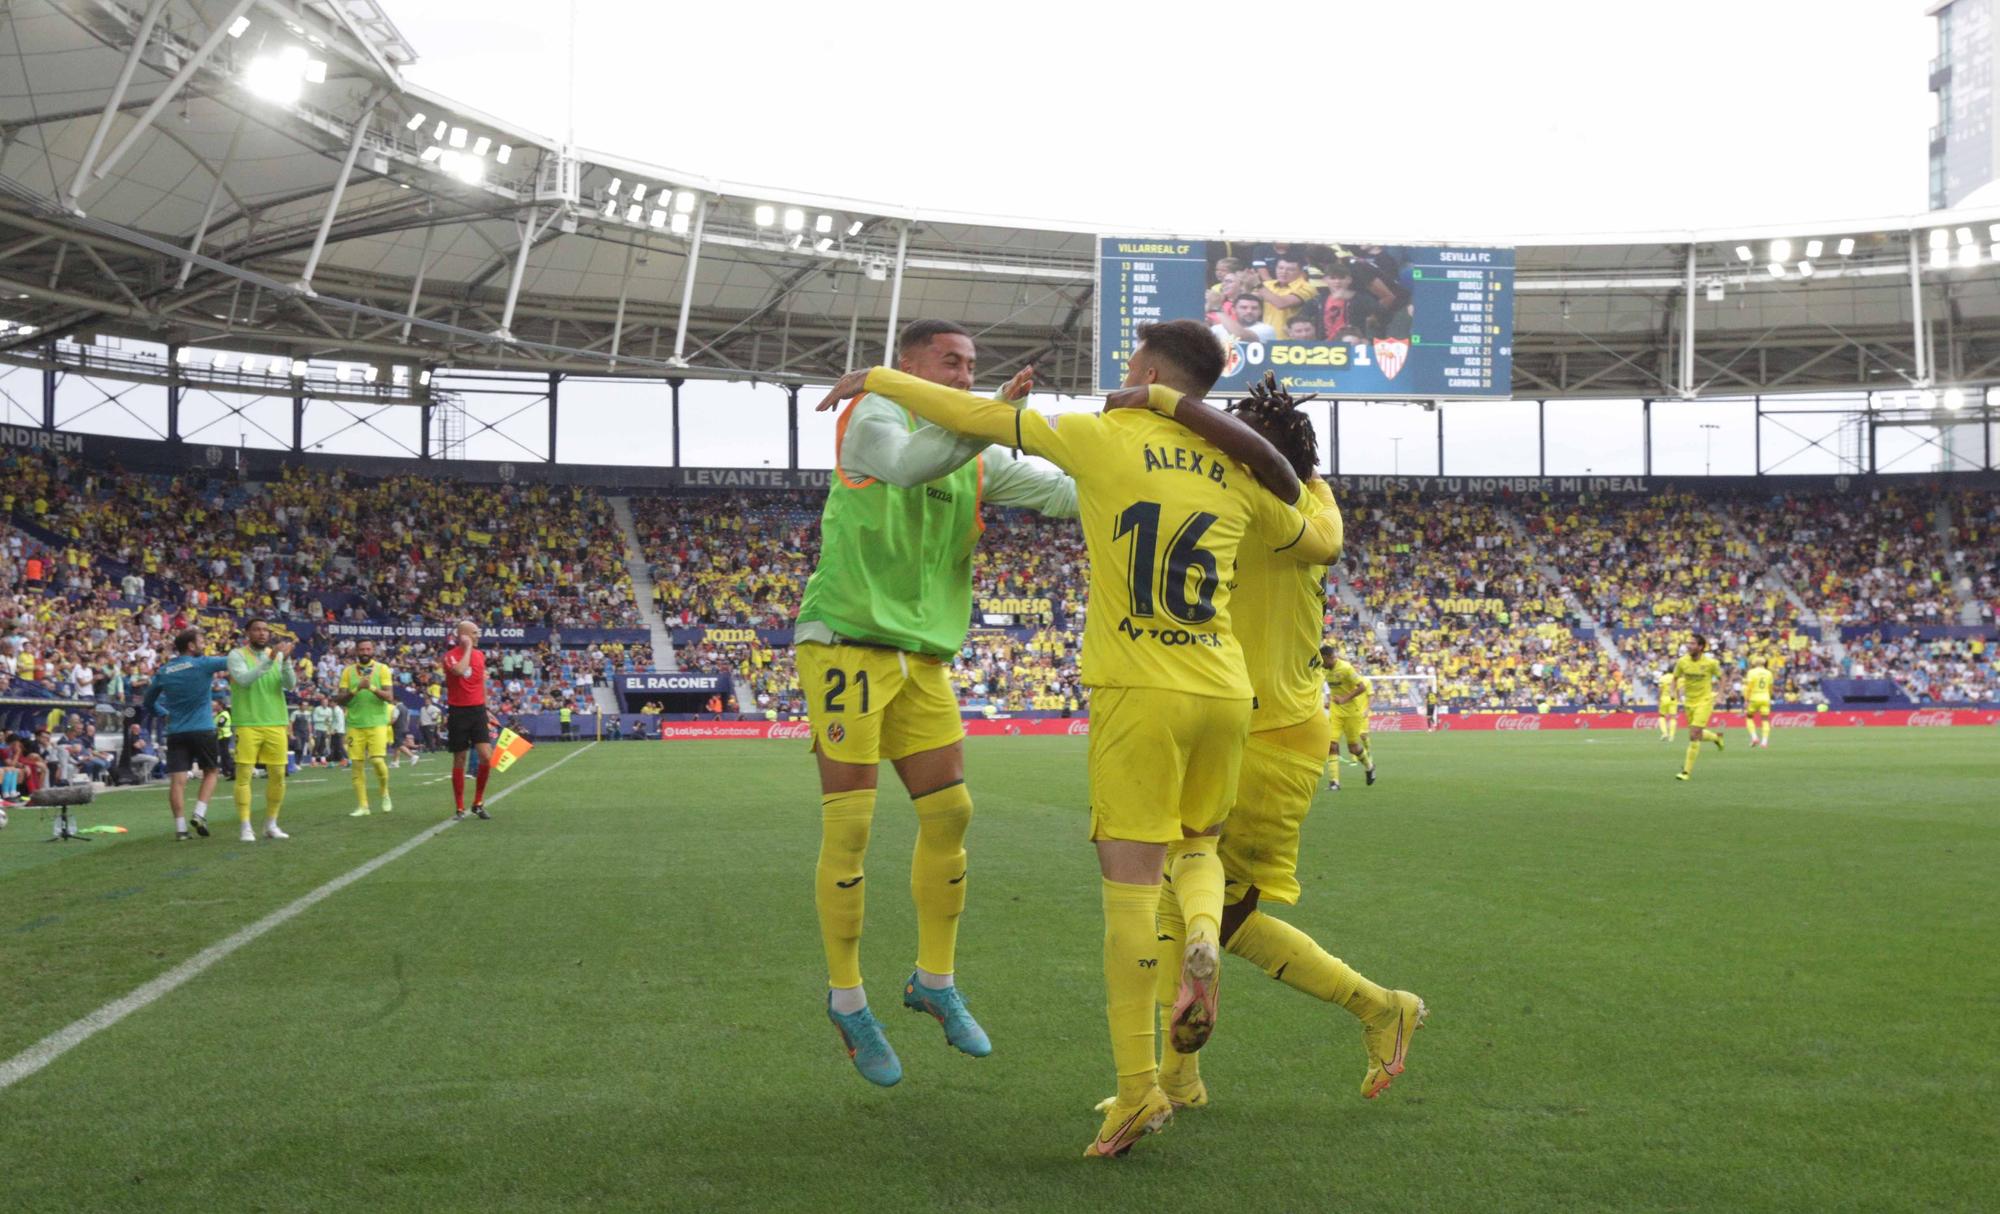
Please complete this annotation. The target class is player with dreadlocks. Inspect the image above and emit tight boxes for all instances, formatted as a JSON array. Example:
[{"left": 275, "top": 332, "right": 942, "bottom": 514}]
[{"left": 1123, "top": 371, "right": 1426, "bottom": 1113}]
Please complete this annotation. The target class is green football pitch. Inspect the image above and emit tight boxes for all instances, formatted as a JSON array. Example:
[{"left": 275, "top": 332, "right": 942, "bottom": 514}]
[{"left": 3, "top": 730, "right": 1994, "bottom": 1212}]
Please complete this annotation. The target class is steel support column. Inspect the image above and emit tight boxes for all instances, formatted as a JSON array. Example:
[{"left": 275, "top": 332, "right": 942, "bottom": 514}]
[
  {"left": 1538, "top": 400, "right": 1546, "bottom": 475},
  {"left": 177, "top": 110, "right": 247, "bottom": 289},
  {"left": 669, "top": 377, "right": 682, "bottom": 465},
  {"left": 420, "top": 403, "right": 433, "bottom": 460},
  {"left": 1680, "top": 245, "right": 1697, "bottom": 398},
  {"left": 609, "top": 243, "right": 635, "bottom": 367},
  {"left": 64, "top": 0, "right": 170, "bottom": 211},
  {"left": 41, "top": 345, "right": 56, "bottom": 428},
  {"left": 89, "top": 0, "right": 259, "bottom": 191},
  {"left": 787, "top": 384, "right": 800, "bottom": 469},
  {"left": 1643, "top": 398, "right": 1652, "bottom": 475},
  {"left": 497, "top": 208, "right": 554, "bottom": 341},
  {"left": 1436, "top": 405, "right": 1445, "bottom": 474},
  {"left": 883, "top": 223, "right": 910, "bottom": 362},
  {"left": 672, "top": 201, "right": 707, "bottom": 364},
  {"left": 291, "top": 388, "right": 304, "bottom": 452},
  {"left": 296, "top": 98, "right": 378, "bottom": 293},
  {"left": 1330, "top": 401, "right": 1340, "bottom": 475},
  {"left": 401, "top": 221, "right": 436, "bottom": 341},
  {"left": 1754, "top": 395, "right": 1763, "bottom": 475},
  {"left": 166, "top": 343, "right": 182, "bottom": 440},
  {"left": 547, "top": 371, "right": 559, "bottom": 462},
  {"left": 1910, "top": 233, "right": 1930, "bottom": 385}
]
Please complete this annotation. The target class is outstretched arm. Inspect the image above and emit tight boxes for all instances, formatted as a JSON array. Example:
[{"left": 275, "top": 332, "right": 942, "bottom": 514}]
[{"left": 1106, "top": 387, "right": 1300, "bottom": 501}]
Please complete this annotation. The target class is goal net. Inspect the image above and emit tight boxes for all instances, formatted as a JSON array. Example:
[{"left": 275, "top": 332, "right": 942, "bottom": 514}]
[{"left": 1359, "top": 673, "right": 1437, "bottom": 717}]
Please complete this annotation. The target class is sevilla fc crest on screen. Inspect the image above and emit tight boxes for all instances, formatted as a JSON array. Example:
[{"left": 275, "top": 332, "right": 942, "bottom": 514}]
[{"left": 1373, "top": 338, "right": 1411, "bottom": 380}]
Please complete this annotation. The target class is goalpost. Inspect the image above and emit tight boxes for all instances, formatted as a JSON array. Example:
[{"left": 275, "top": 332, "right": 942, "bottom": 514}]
[{"left": 1359, "top": 673, "right": 1439, "bottom": 725}]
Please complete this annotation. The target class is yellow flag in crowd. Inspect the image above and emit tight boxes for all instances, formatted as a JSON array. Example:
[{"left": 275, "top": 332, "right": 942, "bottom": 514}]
[{"left": 492, "top": 728, "right": 534, "bottom": 773}]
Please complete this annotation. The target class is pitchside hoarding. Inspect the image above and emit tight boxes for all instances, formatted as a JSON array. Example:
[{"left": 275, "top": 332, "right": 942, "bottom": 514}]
[{"left": 1097, "top": 238, "right": 1514, "bottom": 396}]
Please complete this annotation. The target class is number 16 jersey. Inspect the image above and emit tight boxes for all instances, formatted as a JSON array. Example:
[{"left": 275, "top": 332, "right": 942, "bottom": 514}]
[{"left": 1014, "top": 401, "right": 1333, "bottom": 700}]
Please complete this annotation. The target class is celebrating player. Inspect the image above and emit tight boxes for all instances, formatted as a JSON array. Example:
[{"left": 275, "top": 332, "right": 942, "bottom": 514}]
[
  {"left": 820, "top": 318, "right": 1343, "bottom": 1158},
  {"left": 141, "top": 627, "right": 229, "bottom": 840},
  {"left": 1657, "top": 666, "right": 1680, "bottom": 742},
  {"left": 1743, "top": 657, "right": 1774, "bottom": 748},
  {"left": 227, "top": 618, "right": 297, "bottom": 841},
  {"left": 1673, "top": 633, "right": 1728, "bottom": 782},
  {"left": 1136, "top": 374, "right": 1422, "bottom": 1112},
  {"left": 795, "top": 318, "right": 1063, "bottom": 1088},
  {"left": 338, "top": 639, "right": 396, "bottom": 816},
  {"left": 442, "top": 622, "right": 495, "bottom": 819},
  {"left": 1324, "top": 645, "right": 1375, "bottom": 791}
]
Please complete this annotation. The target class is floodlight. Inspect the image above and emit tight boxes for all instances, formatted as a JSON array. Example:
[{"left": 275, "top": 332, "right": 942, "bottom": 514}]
[
  {"left": 607, "top": 177, "right": 623, "bottom": 196},
  {"left": 304, "top": 59, "right": 326, "bottom": 84},
  {"left": 601, "top": 196, "right": 617, "bottom": 216},
  {"left": 632, "top": 184, "right": 647, "bottom": 203},
  {"left": 1918, "top": 389, "right": 1937, "bottom": 409},
  {"left": 472, "top": 136, "right": 491, "bottom": 157},
  {"left": 393, "top": 366, "right": 410, "bottom": 385},
  {"left": 1705, "top": 277, "right": 1725, "bottom": 302},
  {"left": 446, "top": 126, "right": 466, "bottom": 149},
  {"left": 1958, "top": 226, "right": 1975, "bottom": 245},
  {"left": 1959, "top": 242, "right": 1981, "bottom": 267},
  {"left": 674, "top": 191, "right": 697, "bottom": 213},
  {"left": 420, "top": 145, "right": 441, "bottom": 162},
  {"left": 815, "top": 236, "right": 834, "bottom": 251},
  {"left": 291, "top": 358, "right": 309, "bottom": 376},
  {"left": 848, "top": 219, "right": 865, "bottom": 237},
  {"left": 434, "top": 120, "right": 448, "bottom": 139},
  {"left": 1837, "top": 237, "right": 1855, "bottom": 256},
  {"left": 1943, "top": 387, "right": 1966, "bottom": 410},
  {"left": 1769, "top": 238, "right": 1791, "bottom": 262},
  {"left": 452, "top": 155, "right": 484, "bottom": 185},
  {"left": 1796, "top": 260, "right": 1813, "bottom": 277},
  {"left": 213, "top": 353, "right": 233, "bottom": 369},
  {"left": 1991, "top": 224, "right": 2000, "bottom": 243},
  {"left": 364, "top": 365, "right": 380, "bottom": 383},
  {"left": 754, "top": 204, "right": 775, "bottom": 226},
  {"left": 1930, "top": 228, "right": 1950, "bottom": 249},
  {"left": 649, "top": 209, "right": 667, "bottom": 227},
  {"left": 1767, "top": 262, "right": 1784, "bottom": 277},
  {"left": 1734, "top": 245, "right": 1752, "bottom": 261},
  {"left": 789, "top": 232, "right": 805, "bottom": 249},
  {"left": 406, "top": 111, "right": 427, "bottom": 131},
  {"left": 245, "top": 52, "right": 305, "bottom": 104},
  {"left": 782, "top": 207, "right": 805, "bottom": 232},
  {"left": 495, "top": 145, "right": 512, "bottom": 165},
  {"left": 228, "top": 15, "right": 250, "bottom": 36},
  {"left": 419, "top": 369, "right": 432, "bottom": 386},
  {"left": 0, "top": 319, "right": 11, "bottom": 332},
  {"left": 626, "top": 203, "right": 642, "bottom": 223},
  {"left": 1931, "top": 246, "right": 1950, "bottom": 269},
  {"left": 815, "top": 213, "right": 834, "bottom": 234},
  {"left": 242, "top": 356, "right": 261, "bottom": 373},
  {"left": 1804, "top": 239, "right": 1823, "bottom": 258},
  {"left": 669, "top": 212, "right": 691, "bottom": 236},
  {"left": 13, "top": 325, "right": 33, "bottom": 337},
  {"left": 439, "top": 150, "right": 460, "bottom": 174},
  {"left": 176, "top": 346, "right": 196, "bottom": 365}
]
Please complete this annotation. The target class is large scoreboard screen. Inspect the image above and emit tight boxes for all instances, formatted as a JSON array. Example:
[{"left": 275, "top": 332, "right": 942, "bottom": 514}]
[{"left": 1096, "top": 237, "right": 1514, "bottom": 397}]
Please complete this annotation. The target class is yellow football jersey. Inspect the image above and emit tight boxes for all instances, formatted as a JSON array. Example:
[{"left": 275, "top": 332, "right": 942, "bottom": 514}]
[
  {"left": 1745, "top": 666, "right": 1773, "bottom": 698},
  {"left": 1236, "top": 479, "right": 1342, "bottom": 732},
  {"left": 1326, "top": 659, "right": 1372, "bottom": 706},
  {"left": 1657, "top": 671, "right": 1678, "bottom": 704},
  {"left": 860, "top": 368, "right": 1340, "bottom": 699},
  {"left": 1673, "top": 653, "right": 1723, "bottom": 703}
]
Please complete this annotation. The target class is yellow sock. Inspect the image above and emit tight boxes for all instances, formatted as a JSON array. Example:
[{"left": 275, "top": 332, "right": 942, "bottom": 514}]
[
  {"left": 910, "top": 782, "right": 972, "bottom": 977},
  {"left": 1165, "top": 837, "right": 1225, "bottom": 943},
  {"left": 1683, "top": 740, "right": 1701, "bottom": 775},
  {"left": 1226, "top": 908, "right": 1392, "bottom": 1021},
  {"left": 815, "top": 789, "right": 876, "bottom": 989},
  {"left": 372, "top": 756, "right": 391, "bottom": 799},
  {"left": 265, "top": 766, "right": 285, "bottom": 820},
  {"left": 1102, "top": 877, "right": 1162, "bottom": 1102},
  {"left": 1760, "top": 721, "right": 1771, "bottom": 744},
  {"left": 351, "top": 762, "right": 370, "bottom": 809},
  {"left": 235, "top": 770, "right": 254, "bottom": 823},
  {"left": 1152, "top": 882, "right": 1200, "bottom": 1091}
]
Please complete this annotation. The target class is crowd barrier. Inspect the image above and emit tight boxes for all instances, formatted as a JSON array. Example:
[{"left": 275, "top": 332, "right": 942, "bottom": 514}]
[{"left": 644, "top": 708, "right": 1999, "bottom": 740}]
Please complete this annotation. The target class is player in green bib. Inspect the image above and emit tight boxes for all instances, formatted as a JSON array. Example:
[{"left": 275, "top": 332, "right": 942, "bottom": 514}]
[
  {"left": 337, "top": 638, "right": 397, "bottom": 816},
  {"left": 227, "top": 618, "right": 297, "bottom": 842},
  {"left": 797, "top": 319, "right": 1075, "bottom": 1086}
]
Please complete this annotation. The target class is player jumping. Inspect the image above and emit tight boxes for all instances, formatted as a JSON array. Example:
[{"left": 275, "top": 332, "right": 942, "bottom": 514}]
[
  {"left": 1673, "top": 633, "right": 1727, "bottom": 781},
  {"left": 822, "top": 318, "right": 1343, "bottom": 1158},
  {"left": 796, "top": 319, "right": 1065, "bottom": 1087}
]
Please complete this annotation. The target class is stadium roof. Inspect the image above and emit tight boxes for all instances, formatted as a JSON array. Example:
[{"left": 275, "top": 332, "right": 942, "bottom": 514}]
[{"left": 4, "top": 0, "right": 2000, "bottom": 401}]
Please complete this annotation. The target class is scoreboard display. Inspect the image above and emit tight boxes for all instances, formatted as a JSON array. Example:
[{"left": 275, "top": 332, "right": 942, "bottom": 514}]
[{"left": 1096, "top": 237, "right": 1515, "bottom": 397}]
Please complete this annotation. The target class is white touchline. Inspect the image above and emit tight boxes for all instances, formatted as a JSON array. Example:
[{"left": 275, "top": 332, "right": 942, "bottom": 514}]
[{"left": 0, "top": 742, "right": 597, "bottom": 1093}]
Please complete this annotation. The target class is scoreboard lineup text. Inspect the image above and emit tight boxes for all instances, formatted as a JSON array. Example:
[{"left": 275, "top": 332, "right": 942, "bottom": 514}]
[{"left": 1096, "top": 237, "right": 1516, "bottom": 398}]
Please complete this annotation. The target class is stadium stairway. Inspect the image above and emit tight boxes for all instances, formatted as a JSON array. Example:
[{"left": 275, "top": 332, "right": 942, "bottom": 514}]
[
  {"left": 1717, "top": 513, "right": 1841, "bottom": 661},
  {"left": 1935, "top": 494, "right": 1984, "bottom": 625},
  {"left": 1502, "top": 506, "right": 1639, "bottom": 686},
  {"left": 609, "top": 496, "right": 678, "bottom": 671}
]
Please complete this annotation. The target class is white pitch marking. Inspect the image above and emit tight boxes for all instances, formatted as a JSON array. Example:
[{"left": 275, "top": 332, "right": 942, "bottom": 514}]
[{"left": 0, "top": 742, "right": 598, "bottom": 1092}]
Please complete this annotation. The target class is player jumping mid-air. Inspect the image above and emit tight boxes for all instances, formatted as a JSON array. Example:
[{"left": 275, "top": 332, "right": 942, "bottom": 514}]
[
  {"left": 822, "top": 319, "right": 1343, "bottom": 1158},
  {"left": 1673, "top": 633, "right": 1727, "bottom": 781}
]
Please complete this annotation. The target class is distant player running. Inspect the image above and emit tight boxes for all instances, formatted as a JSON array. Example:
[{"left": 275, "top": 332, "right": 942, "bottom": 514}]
[
  {"left": 1743, "top": 658, "right": 1774, "bottom": 748},
  {"left": 1657, "top": 667, "right": 1680, "bottom": 742},
  {"left": 1324, "top": 646, "right": 1375, "bottom": 790},
  {"left": 795, "top": 319, "right": 1064, "bottom": 1087},
  {"left": 338, "top": 639, "right": 397, "bottom": 815},
  {"left": 823, "top": 318, "right": 1343, "bottom": 1158},
  {"left": 442, "top": 621, "right": 495, "bottom": 819},
  {"left": 1673, "top": 633, "right": 1727, "bottom": 781},
  {"left": 141, "top": 626, "right": 228, "bottom": 840},
  {"left": 227, "top": 618, "right": 296, "bottom": 842},
  {"left": 1134, "top": 374, "right": 1422, "bottom": 1113}
]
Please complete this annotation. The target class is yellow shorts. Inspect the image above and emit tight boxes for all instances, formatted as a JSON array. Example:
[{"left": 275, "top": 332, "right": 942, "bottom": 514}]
[
  {"left": 235, "top": 725, "right": 289, "bottom": 770},
  {"left": 1331, "top": 696, "right": 1370, "bottom": 746},
  {"left": 1659, "top": 702, "right": 1678, "bottom": 717},
  {"left": 797, "top": 642, "right": 964, "bottom": 766},
  {"left": 1088, "top": 687, "right": 1250, "bottom": 844},
  {"left": 1220, "top": 714, "right": 1331, "bottom": 907},
  {"left": 1686, "top": 699, "right": 1715, "bottom": 729},
  {"left": 1746, "top": 697, "right": 1771, "bottom": 717},
  {"left": 348, "top": 725, "right": 393, "bottom": 761}
]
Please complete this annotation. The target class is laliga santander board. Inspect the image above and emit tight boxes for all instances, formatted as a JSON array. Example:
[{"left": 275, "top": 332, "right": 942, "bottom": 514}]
[{"left": 1096, "top": 237, "right": 1515, "bottom": 397}]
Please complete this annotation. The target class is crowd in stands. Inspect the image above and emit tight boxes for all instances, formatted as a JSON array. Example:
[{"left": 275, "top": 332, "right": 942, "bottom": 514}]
[
  {"left": 1949, "top": 489, "right": 1998, "bottom": 625},
  {"left": 1759, "top": 486, "right": 1959, "bottom": 627}
]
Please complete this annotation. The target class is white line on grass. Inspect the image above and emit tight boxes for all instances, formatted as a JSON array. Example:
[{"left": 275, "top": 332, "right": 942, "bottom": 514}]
[{"left": 0, "top": 742, "right": 598, "bottom": 1093}]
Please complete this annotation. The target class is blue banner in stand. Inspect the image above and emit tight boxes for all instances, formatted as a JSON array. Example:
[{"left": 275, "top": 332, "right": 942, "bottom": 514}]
[{"left": 1096, "top": 237, "right": 1514, "bottom": 397}]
